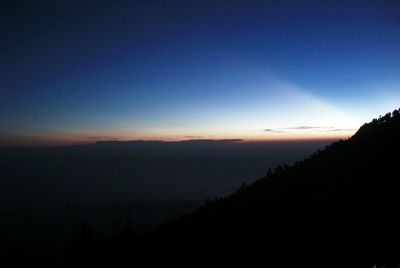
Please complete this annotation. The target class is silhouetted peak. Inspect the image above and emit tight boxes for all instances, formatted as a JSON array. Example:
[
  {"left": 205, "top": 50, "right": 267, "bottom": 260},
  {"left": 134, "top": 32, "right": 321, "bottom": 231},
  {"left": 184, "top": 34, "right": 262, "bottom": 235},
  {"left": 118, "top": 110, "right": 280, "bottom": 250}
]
[{"left": 354, "top": 107, "right": 400, "bottom": 138}]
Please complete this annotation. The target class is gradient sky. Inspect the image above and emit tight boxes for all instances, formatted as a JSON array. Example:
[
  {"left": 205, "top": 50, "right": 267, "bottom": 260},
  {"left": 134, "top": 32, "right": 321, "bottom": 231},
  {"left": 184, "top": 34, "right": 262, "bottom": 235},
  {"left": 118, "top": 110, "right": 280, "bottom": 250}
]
[{"left": 1, "top": 0, "right": 400, "bottom": 146}]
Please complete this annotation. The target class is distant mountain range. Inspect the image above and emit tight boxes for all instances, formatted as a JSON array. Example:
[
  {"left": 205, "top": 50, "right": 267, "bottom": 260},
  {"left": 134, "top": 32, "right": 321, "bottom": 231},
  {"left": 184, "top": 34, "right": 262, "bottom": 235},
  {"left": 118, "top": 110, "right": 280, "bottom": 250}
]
[
  {"left": 94, "top": 139, "right": 244, "bottom": 145},
  {"left": 64, "top": 108, "right": 400, "bottom": 268}
]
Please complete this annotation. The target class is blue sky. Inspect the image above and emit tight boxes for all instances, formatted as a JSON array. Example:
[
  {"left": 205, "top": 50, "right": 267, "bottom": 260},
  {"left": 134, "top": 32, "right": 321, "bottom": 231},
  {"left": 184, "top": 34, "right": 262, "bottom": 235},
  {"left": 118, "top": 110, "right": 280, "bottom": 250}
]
[{"left": 1, "top": 0, "right": 399, "bottom": 145}]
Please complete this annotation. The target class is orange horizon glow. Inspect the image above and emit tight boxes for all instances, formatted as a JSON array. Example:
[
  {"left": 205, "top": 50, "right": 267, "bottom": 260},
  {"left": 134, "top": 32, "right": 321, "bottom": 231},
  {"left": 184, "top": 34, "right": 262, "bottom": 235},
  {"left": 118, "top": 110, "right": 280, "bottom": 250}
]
[{"left": 0, "top": 130, "right": 356, "bottom": 147}]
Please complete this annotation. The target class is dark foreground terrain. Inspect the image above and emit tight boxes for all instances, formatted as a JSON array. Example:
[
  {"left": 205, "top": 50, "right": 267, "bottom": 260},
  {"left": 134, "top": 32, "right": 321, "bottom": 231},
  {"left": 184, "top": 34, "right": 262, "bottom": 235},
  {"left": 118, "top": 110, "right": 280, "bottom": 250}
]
[
  {"left": 3, "top": 109, "right": 400, "bottom": 267},
  {"left": 62, "top": 109, "right": 400, "bottom": 268},
  {"left": 0, "top": 200, "right": 203, "bottom": 263}
]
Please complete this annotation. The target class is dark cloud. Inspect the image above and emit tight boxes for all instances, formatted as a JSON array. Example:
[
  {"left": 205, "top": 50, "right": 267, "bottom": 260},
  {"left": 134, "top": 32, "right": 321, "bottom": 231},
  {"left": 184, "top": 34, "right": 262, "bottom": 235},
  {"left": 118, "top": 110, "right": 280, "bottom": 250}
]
[
  {"left": 85, "top": 135, "right": 126, "bottom": 141},
  {"left": 178, "top": 139, "right": 243, "bottom": 143},
  {"left": 94, "top": 139, "right": 244, "bottom": 145}
]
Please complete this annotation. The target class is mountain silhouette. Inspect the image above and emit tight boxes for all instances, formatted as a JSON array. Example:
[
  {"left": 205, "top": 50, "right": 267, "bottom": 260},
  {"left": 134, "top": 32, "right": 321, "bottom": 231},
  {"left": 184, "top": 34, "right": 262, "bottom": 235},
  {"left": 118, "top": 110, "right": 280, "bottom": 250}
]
[
  {"left": 68, "top": 108, "right": 400, "bottom": 268},
  {"left": 16, "top": 109, "right": 400, "bottom": 267}
]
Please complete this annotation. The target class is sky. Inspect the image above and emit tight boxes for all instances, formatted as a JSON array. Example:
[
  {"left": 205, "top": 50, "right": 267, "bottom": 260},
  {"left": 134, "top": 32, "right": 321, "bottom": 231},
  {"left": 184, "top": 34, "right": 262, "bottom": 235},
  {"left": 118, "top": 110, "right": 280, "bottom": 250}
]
[{"left": 1, "top": 0, "right": 400, "bottom": 146}]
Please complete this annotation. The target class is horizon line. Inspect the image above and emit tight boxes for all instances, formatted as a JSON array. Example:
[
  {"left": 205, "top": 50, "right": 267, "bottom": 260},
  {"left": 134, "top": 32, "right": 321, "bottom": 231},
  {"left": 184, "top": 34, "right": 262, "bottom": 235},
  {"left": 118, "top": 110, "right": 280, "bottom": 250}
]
[{"left": 0, "top": 136, "right": 348, "bottom": 149}]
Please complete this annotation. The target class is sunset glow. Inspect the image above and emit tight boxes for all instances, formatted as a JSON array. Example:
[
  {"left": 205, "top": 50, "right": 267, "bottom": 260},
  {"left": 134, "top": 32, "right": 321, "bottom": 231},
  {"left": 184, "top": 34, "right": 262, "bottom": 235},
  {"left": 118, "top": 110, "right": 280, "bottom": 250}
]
[{"left": 1, "top": 1, "right": 399, "bottom": 146}]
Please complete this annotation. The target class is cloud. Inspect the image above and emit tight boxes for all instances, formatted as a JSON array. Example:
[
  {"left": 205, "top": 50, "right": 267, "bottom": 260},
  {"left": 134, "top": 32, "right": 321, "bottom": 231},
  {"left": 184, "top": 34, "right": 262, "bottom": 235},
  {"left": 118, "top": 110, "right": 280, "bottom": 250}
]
[
  {"left": 263, "top": 126, "right": 333, "bottom": 133},
  {"left": 284, "top": 126, "right": 333, "bottom": 130},
  {"left": 184, "top": 135, "right": 204, "bottom": 139},
  {"left": 263, "top": 129, "right": 286, "bottom": 133},
  {"left": 263, "top": 126, "right": 356, "bottom": 134},
  {"left": 324, "top": 128, "right": 357, "bottom": 132}
]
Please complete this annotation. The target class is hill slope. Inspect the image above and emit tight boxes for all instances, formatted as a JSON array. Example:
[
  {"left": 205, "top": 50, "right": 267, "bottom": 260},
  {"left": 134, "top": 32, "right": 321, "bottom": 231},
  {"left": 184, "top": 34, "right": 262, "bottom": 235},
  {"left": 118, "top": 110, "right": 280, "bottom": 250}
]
[{"left": 71, "top": 109, "right": 400, "bottom": 267}]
